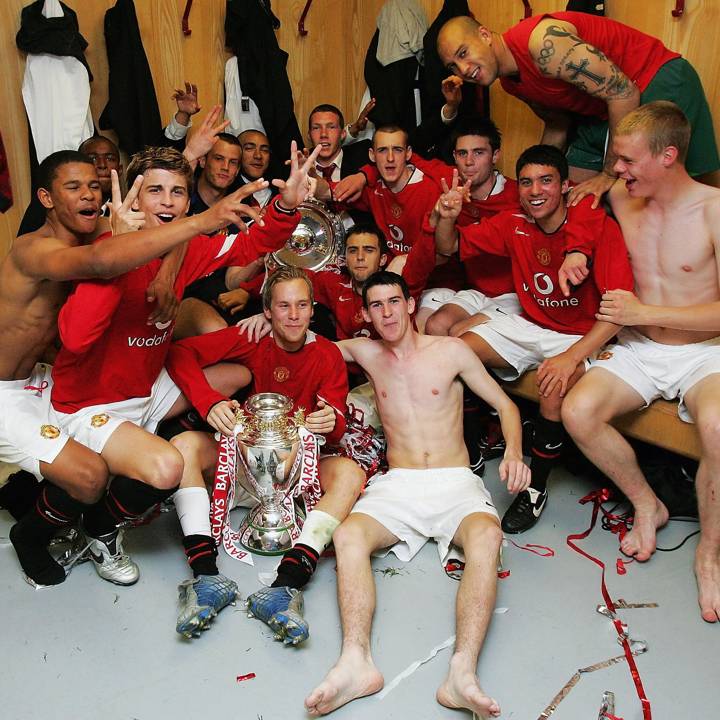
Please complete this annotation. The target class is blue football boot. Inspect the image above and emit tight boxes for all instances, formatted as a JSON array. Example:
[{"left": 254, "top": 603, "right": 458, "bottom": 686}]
[
  {"left": 176, "top": 573, "right": 238, "bottom": 638},
  {"left": 246, "top": 586, "right": 309, "bottom": 645}
]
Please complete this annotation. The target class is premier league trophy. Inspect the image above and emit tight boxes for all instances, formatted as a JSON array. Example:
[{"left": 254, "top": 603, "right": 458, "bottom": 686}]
[{"left": 234, "top": 393, "right": 306, "bottom": 555}]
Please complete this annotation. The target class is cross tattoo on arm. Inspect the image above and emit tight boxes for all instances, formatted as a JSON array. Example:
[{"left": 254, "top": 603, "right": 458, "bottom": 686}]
[{"left": 566, "top": 58, "right": 604, "bottom": 85}]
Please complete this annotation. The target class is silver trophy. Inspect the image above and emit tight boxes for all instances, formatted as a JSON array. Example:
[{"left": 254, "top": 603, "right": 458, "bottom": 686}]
[
  {"left": 271, "top": 197, "right": 354, "bottom": 270},
  {"left": 234, "top": 393, "right": 306, "bottom": 555}
]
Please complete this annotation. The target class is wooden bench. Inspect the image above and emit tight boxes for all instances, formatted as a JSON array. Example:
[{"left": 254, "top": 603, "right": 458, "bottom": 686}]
[{"left": 502, "top": 370, "right": 702, "bottom": 461}]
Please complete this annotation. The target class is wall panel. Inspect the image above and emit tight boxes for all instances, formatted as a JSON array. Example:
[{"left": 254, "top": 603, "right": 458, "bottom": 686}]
[{"left": 2, "top": 0, "right": 720, "bottom": 256}]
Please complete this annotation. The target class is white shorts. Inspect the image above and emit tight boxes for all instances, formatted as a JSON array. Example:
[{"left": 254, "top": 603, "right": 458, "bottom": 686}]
[
  {"left": 51, "top": 368, "right": 182, "bottom": 454},
  {"left": 589, "top": 328, "right": 720, "bottom": 422},
  {"left": 419, "top": 287, "right": 521, "bottom": 317},
  {"left": 468, "top": 313, "right": 586, "bottom": 381},
  {"left": 0, "top": 363, "right": 69, "bottom": 480},
  {"left": 351, "top": 466, "right": 498, "bottom": 563}
]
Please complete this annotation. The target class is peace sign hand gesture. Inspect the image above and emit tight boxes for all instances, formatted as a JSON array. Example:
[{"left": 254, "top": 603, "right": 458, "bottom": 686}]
[{"left": 109, "top": 169, "right": 145, "bottom": 234}]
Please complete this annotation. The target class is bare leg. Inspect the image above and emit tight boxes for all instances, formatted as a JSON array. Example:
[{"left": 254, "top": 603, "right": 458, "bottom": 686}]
[
  {"left": 173, "top": 298, "right": 227, "bottom": 340},
  {"left": 315, "top": 456, "right": 365, "bottom": 521},
  {"left": 562, "top": 369, "right": 669, "bottom": 561},
  {"left": 425, "top": 303, "right": 470, "bottom": 337},
  {"left": 304, "top": 513, "right": 396, "bottom": 716},
  {"left": 437, "top": 513, "right": 503, "bottom": 719},
  {"left": 683, "top": 377, "right": 720, "bottom": 622}
]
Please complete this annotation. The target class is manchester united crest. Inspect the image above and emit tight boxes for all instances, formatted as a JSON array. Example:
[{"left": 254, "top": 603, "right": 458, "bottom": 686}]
[
  {"left": 597, "top": 351, "right": 614, "bottom": 361},
  {"left": 536, "top": 248, "right": 552, "bottom": 266},
  {"left": 391, "top": 203, "right": 402, "bottom": 219},
  {"left": 40, "top": 424, "right": 61, "bottom": 439},
  {"left": 468, "top": 205, "right": 480, "bottom": 219},
  {"left": 273, "top": 366, "right": 290, "bottom": 383},
  {"left": 91, "top": 413, "right": 110, "bottom": 428}
]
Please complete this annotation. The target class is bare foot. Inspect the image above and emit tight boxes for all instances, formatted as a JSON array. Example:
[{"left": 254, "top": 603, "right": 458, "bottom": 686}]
[
  {"left": 437, "top": 666, "right": 500, "bottom": 719},
  {"left": 620, "top": 500, "right": 669, "bottom": 562},
  {"left": 695, "top": 546, "right": 720, "bottom": 623},
  {"left": 304, "top": 653, "right": 384, "bottom": 716}
]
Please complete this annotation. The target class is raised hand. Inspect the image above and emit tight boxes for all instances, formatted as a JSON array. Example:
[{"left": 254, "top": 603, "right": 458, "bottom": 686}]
[
  {"left": 205, "top": 178, "right": 269, "bottom": 234},
  {"left": 172, "top": 81, "right": 200, "bottom": 124},
  {"left": 435, "top": 170, "right": 469, "bottom": 221},
  {"left": 441, "top": 75, "right": 463, "bottom": 116},
  {"left": 272, "top": 141, "right": 322, "bottom": 209},
  {"left": 109, "top": 169, "right": 145, "bottom": 234},
  {"left": 348, "top": 97, "right": 376, "bottom": 136},
  {"left": 183, "top": 105, "right": 231, "bottom": 164}
]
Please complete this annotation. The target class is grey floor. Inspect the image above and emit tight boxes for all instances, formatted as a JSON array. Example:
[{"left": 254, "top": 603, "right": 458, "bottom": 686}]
[{"left": 0, "top": 459, "right": 717, "bottom": 720}]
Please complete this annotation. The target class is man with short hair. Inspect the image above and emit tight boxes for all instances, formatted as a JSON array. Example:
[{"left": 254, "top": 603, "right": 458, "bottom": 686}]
[
  {"left": 434, "top": 144, "right": 633, "bottom": 534},
  {"left": 236, "top": 129, "right": 274, "bottom": 208},
  {"left": 190, "top": 132, "right": 243, "bottom": 218},
  {"left": 165, "top": 265, "right": 365, "bottom": 639},
  {"left": 304, "top": 271, "right": 529, "bottom": 718},
  {"left": 308, "top": 104, "right": 371, "bottom": 185},
  {"left": 561, "top": 101, "right": 720, "bottom": 623},
  {"left": 1, "top": 149, "right": 250, "bottom": 587},
  {"left": 46, "top": 144, "right": 317, "bottom": 587},
  {"left": 436, "top": 12, "right": 719, "bottom": 202},
  {"left": 78, "top": 135, "right": 123, "bottom": 207}
]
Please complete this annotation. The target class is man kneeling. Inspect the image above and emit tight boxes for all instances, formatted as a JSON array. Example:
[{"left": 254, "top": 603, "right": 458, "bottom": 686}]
[{"left": 305, "top": 271, "right": 530, "bottom": 718}]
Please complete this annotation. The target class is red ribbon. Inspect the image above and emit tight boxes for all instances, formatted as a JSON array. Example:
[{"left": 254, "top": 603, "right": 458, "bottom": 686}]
[
  {"left": 506, "top": 538, "right": 555, "bottom": 557},
  {"left": 566, "top": 489, "right": 652, "bottom": 720},
  {"left": 236, "top": 672, "right": 256, "bottom": 682}
]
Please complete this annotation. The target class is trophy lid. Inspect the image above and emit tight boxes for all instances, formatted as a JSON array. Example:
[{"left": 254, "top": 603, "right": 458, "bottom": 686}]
[{"left": 236, "top": 393, "right": 301, "bottom": 445}]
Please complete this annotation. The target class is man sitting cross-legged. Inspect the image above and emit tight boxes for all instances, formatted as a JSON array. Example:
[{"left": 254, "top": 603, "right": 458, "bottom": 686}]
[
  {"left": 434, "top": 144, "right": 634, "bottom": 534},
  {"left": 304, "top": 271, "right": 530, "bottom": 718},
  {"left": 561, "top": 102, "right": 720, "bottom": 622},
  {"left": 46, "top": 145, "right": 317, "bottom": 588},
  {"left": 165, "top": 266, "right": 365, "bottom": 638}
]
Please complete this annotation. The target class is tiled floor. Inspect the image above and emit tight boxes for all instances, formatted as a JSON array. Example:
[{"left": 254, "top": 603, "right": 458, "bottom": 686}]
[{"left": 0, "top": 459, "right": 716, "bottom": 720}]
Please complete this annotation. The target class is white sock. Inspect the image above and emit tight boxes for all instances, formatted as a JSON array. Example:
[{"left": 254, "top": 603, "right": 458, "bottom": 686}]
[
  {"left": 296, "top": 510, "right": 340, "bottom": 554},
  {"left": 174, "top": 487, "right": 211, "bottom": 537}
]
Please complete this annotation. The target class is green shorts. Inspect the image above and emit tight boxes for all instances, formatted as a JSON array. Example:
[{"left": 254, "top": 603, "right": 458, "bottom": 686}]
[{"left": 566, "top": 58, "right": 720, "bottom": 176}]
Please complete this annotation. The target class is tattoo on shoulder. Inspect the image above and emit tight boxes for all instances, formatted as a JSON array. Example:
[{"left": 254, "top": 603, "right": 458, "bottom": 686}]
[{"left": 534, "top": 38, "right": 556, "bottom": 76}]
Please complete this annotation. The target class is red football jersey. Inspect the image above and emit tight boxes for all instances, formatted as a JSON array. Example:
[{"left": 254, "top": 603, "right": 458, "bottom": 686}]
[
  {"left": 166, "top": 330, "right": 348, "bottom": 444},
  {"left": 51, "top": 201, "right": 299, "bottom": 413},
  {"left": 455, "top": 197, "right": 634, "bottom": 335}
]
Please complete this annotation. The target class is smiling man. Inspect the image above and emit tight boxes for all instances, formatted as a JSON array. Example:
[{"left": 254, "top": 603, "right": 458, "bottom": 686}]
[
  {"left": 304, "top": 271, "right": 529, "bottom": 718},
  {"left": 436, "top": 13, "right": 719, "bottom": 202},
  {"left": 1, "top": 149, "right": 261, "bottom": 587},
  {"left": 561, "top": 101, "right": 720, "bottom": 624},
  {"left": 434, "top": 144, "right": 633, "bottom": 534},
  {"left": 164, "top": 265, "right": 365, "bottom": 639},
  {"left": 45, "top": 144, "right": 317, "bottom": 587}
]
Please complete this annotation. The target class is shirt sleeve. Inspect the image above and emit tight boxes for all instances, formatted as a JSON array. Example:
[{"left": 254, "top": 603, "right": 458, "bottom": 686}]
[
  {"left": 315, "top": 343, "right": 349, "bottom": 444},
  {"left": 164, "top": 115, "right": 190, "bottom": 141},
  {"left": 457, "top": 215, "right": 510, "bottom": 260},
  {"left": 180, "top": 199, "right": 300, "bottom": 284},
  {"left": 402, "top": 220, "right": 437, "bottom": 298},
  {"left": 165, "top": 327, "right": 257, "bottom": 419},
  {"left": 57, "top": 278, "right": 123, "bottom": 354},
  {"left": 592, "top": 216, "right": 635, "bottom": 294}
]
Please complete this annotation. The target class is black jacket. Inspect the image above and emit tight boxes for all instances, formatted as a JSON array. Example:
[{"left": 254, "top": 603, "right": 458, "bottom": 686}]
[{"left": 225, "top": 0, "right": 303, "bottom": 180}]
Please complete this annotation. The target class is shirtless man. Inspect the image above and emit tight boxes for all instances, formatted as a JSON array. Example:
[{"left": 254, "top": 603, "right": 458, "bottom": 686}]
[
  {"left": 304, "top": 271, "right": 530, "bottom": 718},
  {"left": 561, "top": 101, "right": 720, "bottom": 623},
  {"left": 0, "top": 149, "right": 258, "bottom": 586}
]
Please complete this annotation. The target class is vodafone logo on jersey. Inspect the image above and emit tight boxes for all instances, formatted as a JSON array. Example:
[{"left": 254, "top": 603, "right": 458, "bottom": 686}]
[
  {"left": 523, "top": 273, "right": 579, "bottom": 308},
  {"left": 127, "top": 329, "right": 171, "bottom": 347},
  {"left": 387, "top": 224, "right": 411, "bottom": 254}
]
